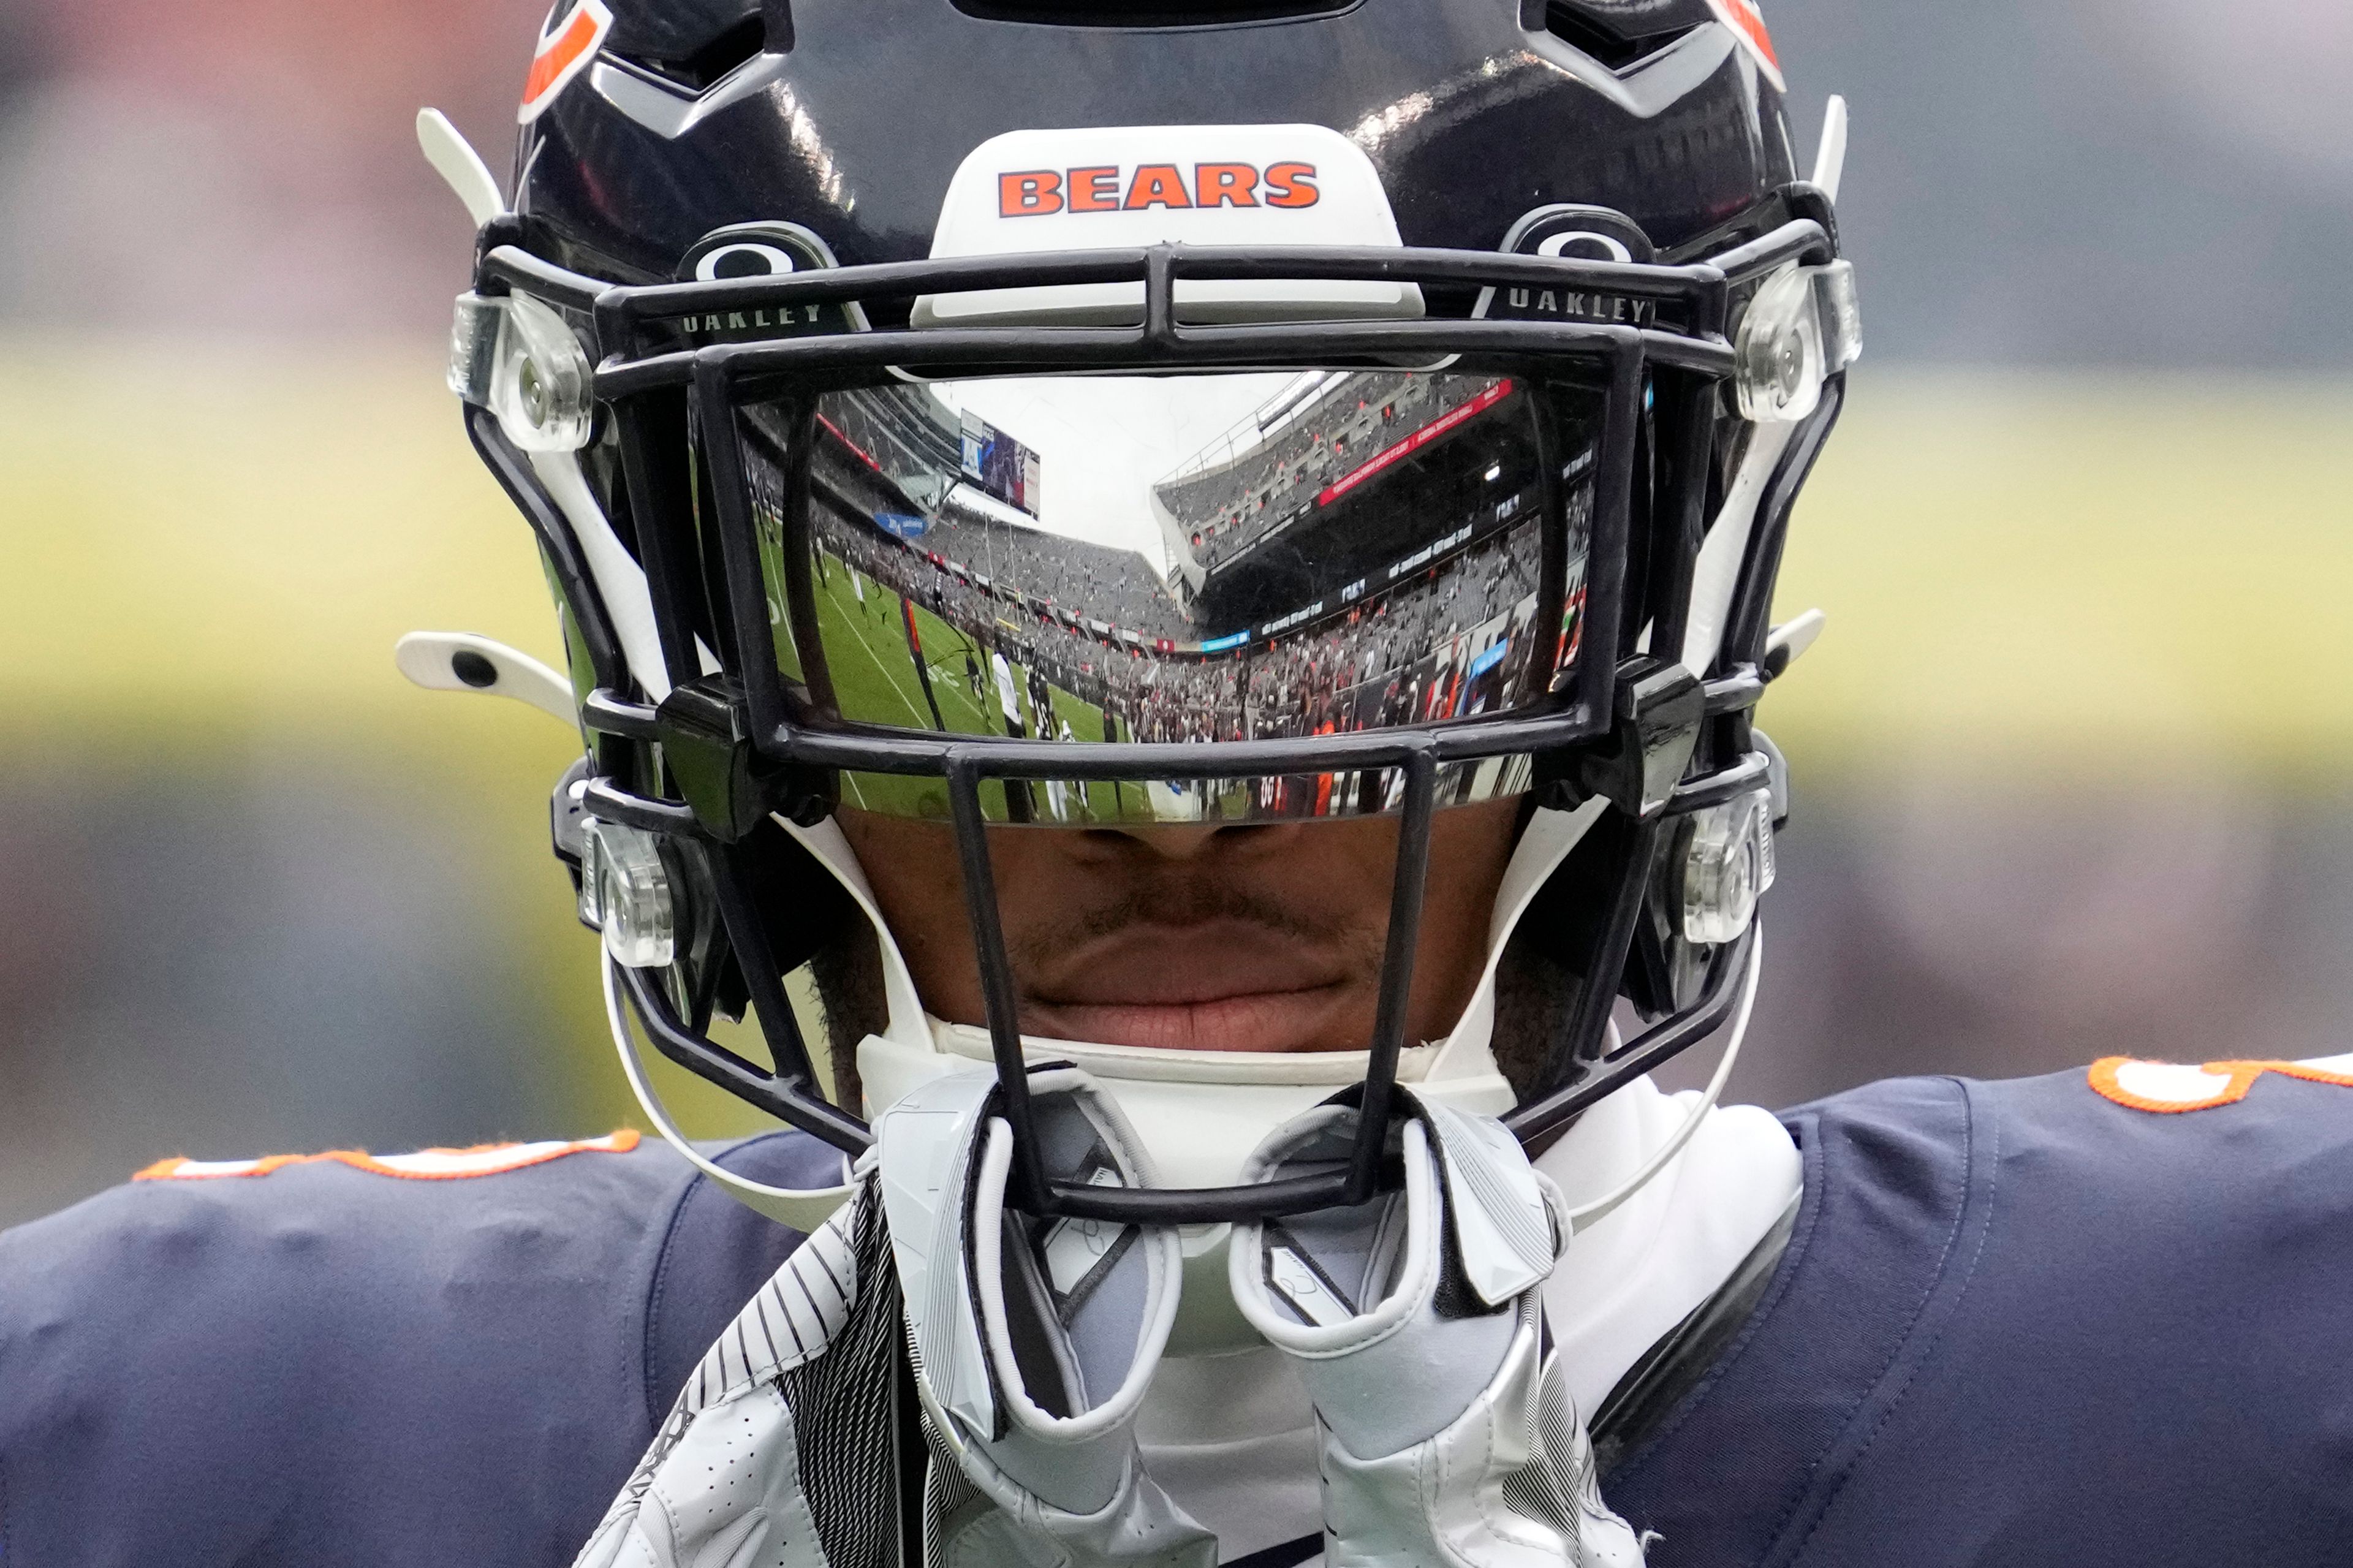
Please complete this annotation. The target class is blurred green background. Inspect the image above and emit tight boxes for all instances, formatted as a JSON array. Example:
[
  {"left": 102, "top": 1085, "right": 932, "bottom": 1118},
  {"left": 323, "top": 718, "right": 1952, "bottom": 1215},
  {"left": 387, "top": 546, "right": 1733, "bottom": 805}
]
[{"left": 2, "top": 0, "right": 2348, "bottom": 1225}]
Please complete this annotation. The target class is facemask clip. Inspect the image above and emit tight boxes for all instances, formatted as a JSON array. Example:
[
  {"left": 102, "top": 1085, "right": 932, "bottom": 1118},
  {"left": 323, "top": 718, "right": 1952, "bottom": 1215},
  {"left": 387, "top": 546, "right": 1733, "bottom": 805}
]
[
  {"left": 1677, "top": 787, "right": 1776, "bottom": 944},
  {"left": 582, "top": 817, "right": 677, "bottom": 969},
  {"left": 1573, "top": 656, "right": 1705, "bottom": 819},
  {"left": 1733, "top": 259, "right": 1862, "bottom": 423},
  {"left": 447, "top": 291, "right": 594, "bottom": 452}
]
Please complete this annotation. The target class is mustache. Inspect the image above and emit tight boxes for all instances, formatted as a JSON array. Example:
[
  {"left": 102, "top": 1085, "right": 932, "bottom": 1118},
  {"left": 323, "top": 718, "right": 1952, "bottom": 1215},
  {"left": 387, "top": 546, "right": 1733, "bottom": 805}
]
[{"left": 1008, "top": 874, "right": 1365, "bottom": 975}]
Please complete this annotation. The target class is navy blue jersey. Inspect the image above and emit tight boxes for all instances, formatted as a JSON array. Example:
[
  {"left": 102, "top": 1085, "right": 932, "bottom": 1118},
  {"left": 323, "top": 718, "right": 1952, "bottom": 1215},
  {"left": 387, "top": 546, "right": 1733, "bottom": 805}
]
[
  {"left": 6, "top": 1062, "right": 2351, "bottom": 1566},
  {"left": 1607, "top": 1060, "right": 2353, "bottom": 1564},
  {"left": 0, "top": 1129, "right": 837, "bottom": 1566}
]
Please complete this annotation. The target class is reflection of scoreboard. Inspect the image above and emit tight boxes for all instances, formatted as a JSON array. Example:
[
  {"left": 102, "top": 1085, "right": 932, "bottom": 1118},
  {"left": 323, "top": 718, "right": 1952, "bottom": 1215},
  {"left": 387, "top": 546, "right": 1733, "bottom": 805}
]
[{"left": 959, "top": 411, "right": 1042, "bottom": 518}]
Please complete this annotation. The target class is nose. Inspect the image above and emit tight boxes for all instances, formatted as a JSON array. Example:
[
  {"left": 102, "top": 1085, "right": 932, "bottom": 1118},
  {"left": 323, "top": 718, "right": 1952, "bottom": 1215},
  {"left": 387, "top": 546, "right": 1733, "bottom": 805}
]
[{"left": 1075, "top": 819, "right": 1311, "bottom": 865}]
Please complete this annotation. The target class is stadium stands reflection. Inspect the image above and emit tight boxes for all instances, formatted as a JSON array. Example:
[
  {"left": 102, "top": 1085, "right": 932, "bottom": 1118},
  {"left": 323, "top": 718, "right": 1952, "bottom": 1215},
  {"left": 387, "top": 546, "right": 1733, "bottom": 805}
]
[{"left": 741, "top": 368, "right": 1599, "bottom": 822}]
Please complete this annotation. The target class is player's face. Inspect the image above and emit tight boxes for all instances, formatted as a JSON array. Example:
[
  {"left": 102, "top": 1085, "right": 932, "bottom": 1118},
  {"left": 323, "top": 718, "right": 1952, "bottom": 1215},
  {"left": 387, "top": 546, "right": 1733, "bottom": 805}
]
[{"left": 838, "top": 797, "right": 1521, "bottom": 1054}]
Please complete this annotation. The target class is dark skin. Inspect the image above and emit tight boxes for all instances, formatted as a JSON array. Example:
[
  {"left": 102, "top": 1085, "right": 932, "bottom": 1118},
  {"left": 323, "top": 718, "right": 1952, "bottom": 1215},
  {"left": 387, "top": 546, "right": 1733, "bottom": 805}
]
[{"left": 838, "top": 795, "right": 1521, "bottom": 1055}]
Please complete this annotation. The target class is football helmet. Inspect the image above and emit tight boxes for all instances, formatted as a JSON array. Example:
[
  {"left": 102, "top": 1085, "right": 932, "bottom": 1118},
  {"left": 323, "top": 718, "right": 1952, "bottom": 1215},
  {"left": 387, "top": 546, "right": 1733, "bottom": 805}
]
[{"left": 421, "top": 0, "right": 1854, "bottom": 1233}]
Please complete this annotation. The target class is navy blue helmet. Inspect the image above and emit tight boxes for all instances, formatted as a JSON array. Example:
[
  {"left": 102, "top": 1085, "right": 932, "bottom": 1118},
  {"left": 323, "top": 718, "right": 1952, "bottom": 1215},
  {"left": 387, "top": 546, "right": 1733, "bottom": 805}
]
[{"left": 439, "top": 0, "right": 1856, "bottom": 1224}]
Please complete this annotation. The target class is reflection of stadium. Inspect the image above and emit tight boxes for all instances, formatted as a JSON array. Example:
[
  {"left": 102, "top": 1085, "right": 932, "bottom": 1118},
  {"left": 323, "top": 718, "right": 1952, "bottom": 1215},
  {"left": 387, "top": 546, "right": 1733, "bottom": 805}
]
[
  {"left": 1152, "top": 369, "right": 1521, "bottom": 583},
  {"left": 745, "top": 369, "right": 1588, "bottom": 817}
]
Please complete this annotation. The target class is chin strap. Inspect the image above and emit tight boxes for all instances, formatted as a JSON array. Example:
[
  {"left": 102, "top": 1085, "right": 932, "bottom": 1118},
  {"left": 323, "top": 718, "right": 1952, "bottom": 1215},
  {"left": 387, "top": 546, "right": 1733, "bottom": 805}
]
[
  {"left": 602, "top": 954, "right": 855, "bottom": 1232},
  {"left": 1563, "top": 923, "right": 1765, "bottom": 1237}
]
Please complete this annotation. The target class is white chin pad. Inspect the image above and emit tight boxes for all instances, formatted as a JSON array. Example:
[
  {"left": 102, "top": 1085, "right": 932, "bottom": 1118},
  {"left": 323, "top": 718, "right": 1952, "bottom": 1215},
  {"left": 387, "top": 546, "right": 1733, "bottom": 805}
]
[{"left": 848, "top": 800, "right": 1608, "bottom": 1192}]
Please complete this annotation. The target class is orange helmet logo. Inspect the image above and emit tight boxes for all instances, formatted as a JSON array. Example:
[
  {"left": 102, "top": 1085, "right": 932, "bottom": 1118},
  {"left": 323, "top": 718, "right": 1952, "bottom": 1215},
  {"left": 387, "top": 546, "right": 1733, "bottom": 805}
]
[
  {"left": 520, "top": 0, "right": 613, "bottom": 124},
  {"left": 998, "top": 161, "right": 1320, "bottom": 218}
]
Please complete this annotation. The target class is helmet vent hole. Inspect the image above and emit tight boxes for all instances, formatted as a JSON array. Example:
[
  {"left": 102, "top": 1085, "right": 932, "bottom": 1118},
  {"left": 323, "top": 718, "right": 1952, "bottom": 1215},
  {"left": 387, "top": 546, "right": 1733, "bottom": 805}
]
[
  {"left": 614, "top": 13, "right": 771, "bottom": 94},
  {"left": 451, "top": 650, "right": 500, "bottom": 689},
  {"left": 1525, "top": 2, "right": 1700, "bottom": 74}
]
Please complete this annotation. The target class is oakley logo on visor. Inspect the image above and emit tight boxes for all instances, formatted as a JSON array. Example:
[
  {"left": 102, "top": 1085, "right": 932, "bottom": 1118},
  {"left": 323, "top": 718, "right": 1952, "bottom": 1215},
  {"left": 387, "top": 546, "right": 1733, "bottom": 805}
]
[
  {"left": 998, "top": 162, "right": 1320, "bottom": 218},
  {"left": 520, "top": 0, "right": 613, "bottom": 124}
]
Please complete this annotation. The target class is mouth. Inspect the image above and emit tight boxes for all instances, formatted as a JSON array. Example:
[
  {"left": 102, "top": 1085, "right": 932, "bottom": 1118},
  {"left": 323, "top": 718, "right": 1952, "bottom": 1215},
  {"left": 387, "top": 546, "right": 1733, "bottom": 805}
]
[
  {"left": 1023, "top": 987, "right": 1357, "bottom": 1055},
  {"left": 1020, "top": 921, "right": 1362, "bottom": 1054}
]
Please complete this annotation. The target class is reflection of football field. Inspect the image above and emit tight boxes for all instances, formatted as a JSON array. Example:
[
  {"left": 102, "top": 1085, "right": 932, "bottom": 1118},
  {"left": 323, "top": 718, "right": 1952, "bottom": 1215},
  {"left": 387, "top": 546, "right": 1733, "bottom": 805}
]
[{"left": 807, "top": 555, "right": 1127, "bottom": 822}]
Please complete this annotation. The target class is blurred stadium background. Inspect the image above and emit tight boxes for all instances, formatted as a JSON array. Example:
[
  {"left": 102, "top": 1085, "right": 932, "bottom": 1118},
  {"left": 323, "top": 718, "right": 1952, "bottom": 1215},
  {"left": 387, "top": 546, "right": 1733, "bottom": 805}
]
[{"left": 2, "top": 0, "right": 2348, "bottom": 1225}]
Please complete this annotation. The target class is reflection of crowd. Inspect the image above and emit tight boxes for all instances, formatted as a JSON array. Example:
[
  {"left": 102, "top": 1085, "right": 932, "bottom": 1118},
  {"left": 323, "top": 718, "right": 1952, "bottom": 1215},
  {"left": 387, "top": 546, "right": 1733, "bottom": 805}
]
[
  {"left": 919, "top": 499, "right": 1194, "bottom": 643},
  {"left": 813, "top": 482, "right": 1567, "bottom": 751},
  {"left": 1157, "top": 373, "right": 1504, "bottom": 572},
  {"left": 1113, "top": 523, "right": 1552, "bottom": 745},
  {"left": 760, "top": 369, "right": 1591, "bottom": 763},
  {"left": 813, "top": 387, "right": 1195, "bottom": 643},
  {"left": 819, "top": 385, "right": 963, "bottom": 493},
  {"left": 816, "top": 503, "right": 1129, "bottom": 722}
]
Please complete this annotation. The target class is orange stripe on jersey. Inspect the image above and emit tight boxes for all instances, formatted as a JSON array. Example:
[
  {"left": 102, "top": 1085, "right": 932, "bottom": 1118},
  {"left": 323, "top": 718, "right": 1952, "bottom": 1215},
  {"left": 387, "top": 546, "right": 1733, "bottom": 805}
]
[
  {"left": 135, "top": 1130, "right": 641, "bottom": 1183},
  {"left": 2089, "top": 1057, "right": 2353, "bottom": 1115}
]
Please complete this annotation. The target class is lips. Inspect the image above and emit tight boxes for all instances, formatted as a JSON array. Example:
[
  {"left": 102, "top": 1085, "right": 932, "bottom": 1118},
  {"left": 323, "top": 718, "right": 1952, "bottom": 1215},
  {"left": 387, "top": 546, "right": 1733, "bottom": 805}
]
[{"left": 1020, "top": 920, "right": 1362, "bottom": 1054}]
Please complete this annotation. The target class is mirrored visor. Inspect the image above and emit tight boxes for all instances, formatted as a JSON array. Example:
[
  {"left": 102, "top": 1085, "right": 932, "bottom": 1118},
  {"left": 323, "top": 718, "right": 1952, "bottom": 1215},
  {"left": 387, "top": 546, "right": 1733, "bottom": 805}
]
[{"left": 739, "top": 366, "right": 1602, "bottom": 824}]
